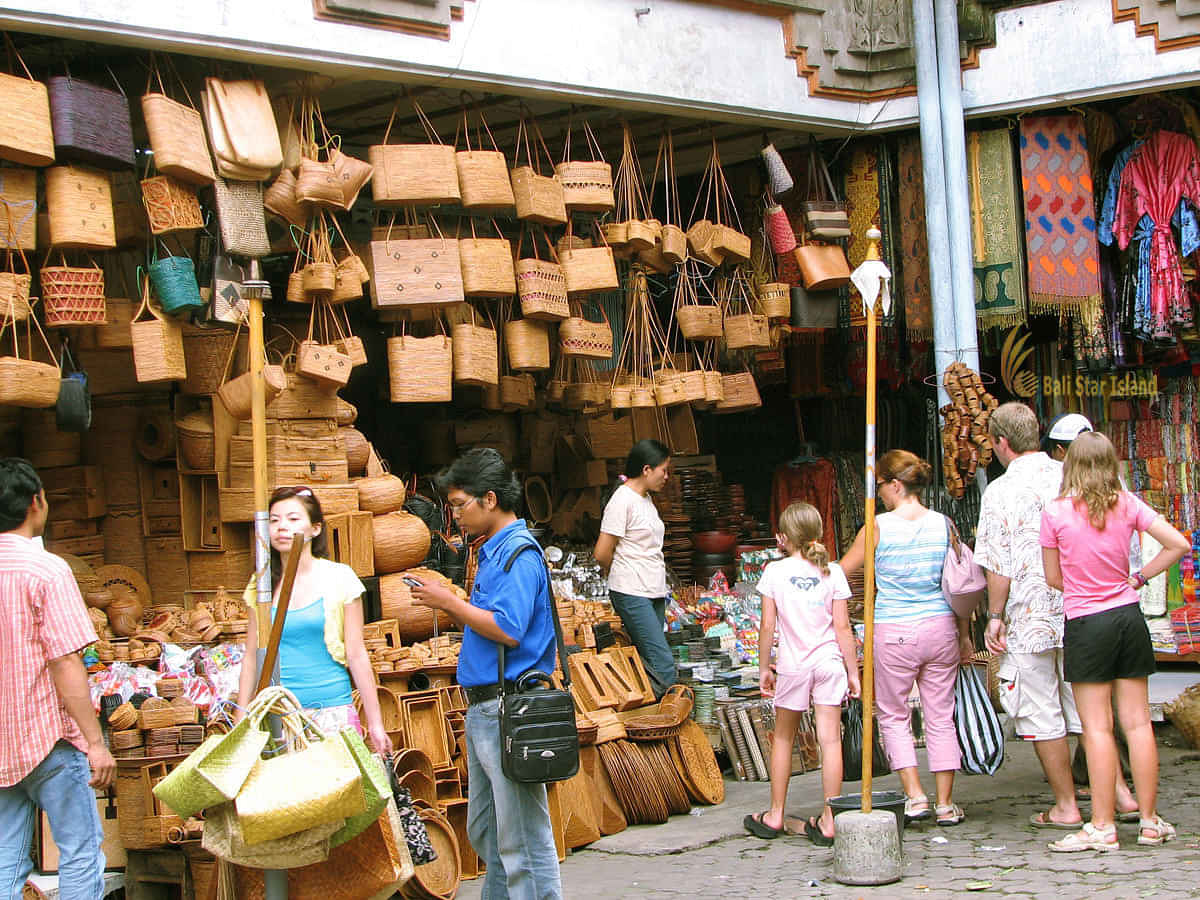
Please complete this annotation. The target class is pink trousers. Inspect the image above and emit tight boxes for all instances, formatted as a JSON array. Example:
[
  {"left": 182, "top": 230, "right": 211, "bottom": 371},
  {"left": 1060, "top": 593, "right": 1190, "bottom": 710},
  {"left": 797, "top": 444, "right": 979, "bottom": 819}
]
[{"left": 873, "top": 614, "right": 961, "bottom": 773}]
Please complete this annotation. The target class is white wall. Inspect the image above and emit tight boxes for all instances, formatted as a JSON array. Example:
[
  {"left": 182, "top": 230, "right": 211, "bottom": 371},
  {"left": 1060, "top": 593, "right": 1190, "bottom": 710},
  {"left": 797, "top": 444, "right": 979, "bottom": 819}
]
[{"left": 1, "top": 0, "right": 1197, "bottom": 131}]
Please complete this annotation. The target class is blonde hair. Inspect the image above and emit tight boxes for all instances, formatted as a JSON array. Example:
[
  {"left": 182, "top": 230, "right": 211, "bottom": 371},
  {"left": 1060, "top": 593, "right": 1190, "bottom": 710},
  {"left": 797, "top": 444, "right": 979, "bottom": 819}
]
[
  {"left": 988, "top": 402, "right": 1039, "bottom": 454},
  {"left": 876, "top": 449, "right": 933, "bottom": 496},
  {"left": 1060, "top": 431, "right": 1122, "bottom": 530},
  {"left": 778, "top": 501, "right": 830, "bottom": 575}
]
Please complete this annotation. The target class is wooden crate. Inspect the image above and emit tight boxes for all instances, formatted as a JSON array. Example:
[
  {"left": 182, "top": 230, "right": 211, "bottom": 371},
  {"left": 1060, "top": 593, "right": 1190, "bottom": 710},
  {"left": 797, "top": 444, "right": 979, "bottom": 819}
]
[
  {"left": 124, "top": 847, "right": 194, "bottom": 900},
  {"left": 41, "top": 465, "right": 106, "bottom": 520},
  {"left": 139, "top": 462, "right": 182, "bottom": 537},
  {"left": 267, "top": 374, "right": 340, "bottom": 420},
  {"left": 327, "top": 510, "right": 374, "bottom": 577},
  {"left": 179, "top": 474, "right": 223, "bottom": 552}
]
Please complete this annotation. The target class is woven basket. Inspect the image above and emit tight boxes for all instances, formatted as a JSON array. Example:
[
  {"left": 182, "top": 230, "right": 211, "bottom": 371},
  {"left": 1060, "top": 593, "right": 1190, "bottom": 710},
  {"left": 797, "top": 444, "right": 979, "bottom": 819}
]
[
  {"left": 457, "top": 149, "right": 515, "bottom": 212},
  {"left": 653, "top": 373, "right": 688, "bottom": 408},
  {"left": 330, "top": 149, "right": 373, "bottom": 211},
  {"left": 41, "top": 260, "right": 106, "bottom": 326},
  {"left": 263, "top": 167, "right": 309, "bottom": 229},
  {"left": 211, "top": 178, "right": 270, "bottom": 259},
  {"left": 686, "top": 220, "right": 724, "bottom": 267},
  {"left": 46, "top": 166, "right": 117, "bottom": 250},
  {"left": 702, "top": 371, "right": 725, "bottom": 404},
  {"left": 610, "top": 381, "right": 632, "bottom": 409},
  {"left": 0, "top": 272, "right": 31, "bottom": 325},
  {"left": 676, "top": 305, "right": 723, "bottom": 341},
  {"left": 450, "top": 321, "right": 499, "bottom": 387},
  {"left": 756, "top": 282, "right": 791, "bottom": 320},
  {"left": 141, "top": 175, "right": 204, "bottom": 235},
  {"left": 176, "top": 411, "right": 215, "bottom": 470},
  {"left": 387, "top": 334, "right": 452, "bottom": 403},
  {"left": 217, "top": 364, "right": 286, "bottom": 420},
  {"left": 677, "top": 370, "right": 706, "bottom": 402},
  {"left": 1165, "top": 683, "right": 1200, "bottom": 749},
  {"left": 510, "top": 167, "right": 567, "bottom": 226},
  {"left": 0, "top": 63, "right": 54, "bottom": 167},
  {"left": 724, "top": 313, "right": 770, "bottom": 350},
  {"left": 499, "top": 374, "right": 536, "bottom": 410},
  {"left": 331, "top": 259, "right": 363, "bottom": 304},
  {"left": 460, "top": 235, "right": 517, "bottom": 297},
  {"left": 110, "top": 171, "right": 149, "bottom": 247},
  {"left": 0, "top": 357, "right": 60, "bottom": 407},
  {"left": 555, "top": 161, "right": 615, "bottom": 213},
  {"left": 141, "top": 92, "right": 216, "bottom": 185},
  {"left": 148, "top": 254, "right": 204, "bottom": 317},
  {"left": 661, "top": 224, "right": 687, "bottom": 263},
  {"left": 504, "top": 319, "right": 550, "bottom": 371},
  {"left": 626, "top": 219, "right": 659, "bottom": 252},
  {"left": 356, "top": 473, "right": 407, "bottom": 515},
  {"left": 0, "top": 168, "right": 38, "bottom": 251},
  {"left": 712, "top": 224, "right": 751, "bottom": 262},
  {"left": 181, "top": 324, "right": 240, "bottom": 396},
  {"left": 560, "top": 316, "right": 613, "bottom": 360},
  {"left": 715, "top": 372, "right": 762, "bottom": 412},
  {"left": 47, "top": 76, "right": 135, "bottom": 169},
  {"left": 517, "top": 257, "right": 569, "bottom": 321},
  {"left": 372, "top": 511, "right": 431, "bottom": 575},
  {"left": 295, "top": 157, "right": 344, "bottom": 209},
  {"left": 340, "top": 427, "right": 369, "bottom": 475},
  {"left": 369, "top": 144, "right": 460, "bottom": 207},
  {"left": 369, "top": 234, "right": 463, "bottom": 309},
  {"left": 296, "top": 340, "right": 351, "bottom": 389},
  {"left": 303, "top": 262, "right": 336, "bottom": 295},
  {"left": 131, "top": 281, "right": 187, "bottom": 384},
  {"left": 561, "top": 246, "right": 619, "bottom": 295}
]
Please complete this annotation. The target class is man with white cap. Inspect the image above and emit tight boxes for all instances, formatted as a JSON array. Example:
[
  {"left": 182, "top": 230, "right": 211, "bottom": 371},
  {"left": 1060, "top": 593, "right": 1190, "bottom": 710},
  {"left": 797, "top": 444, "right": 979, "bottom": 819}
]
[{"left": 1042, "top": 412, "right": 1093, "bottom": 462}]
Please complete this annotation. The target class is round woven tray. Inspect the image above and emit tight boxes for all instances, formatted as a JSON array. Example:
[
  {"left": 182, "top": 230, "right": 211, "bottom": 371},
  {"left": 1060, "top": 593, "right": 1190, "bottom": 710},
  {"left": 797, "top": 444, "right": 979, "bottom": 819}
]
[
  {"left": 624, "top": 713, "right": 683, "bottom": 742},
  {"left": 1165, "top": 682, "right": 1200, "bottom": 749},
  {"left": 402, "top": 808, "right": 460, "bottom": 900},
  {"left": 599, "top": 740, "right": 669, "bottom": 825},
  {"left": 639, "top": 740, "right": 692, "bottom": 815},
  {"left": 670, "top": 719, "right": 725, "bottom": 806},
  {"left": 95, "top": 565, "right": 152, "bottom": 615}
]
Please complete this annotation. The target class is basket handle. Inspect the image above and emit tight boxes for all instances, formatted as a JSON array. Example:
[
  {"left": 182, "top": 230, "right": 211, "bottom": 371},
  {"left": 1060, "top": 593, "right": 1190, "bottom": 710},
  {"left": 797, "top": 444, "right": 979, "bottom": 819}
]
[{"left": 2, "top": 34, "right": 34, "bottom": 81}]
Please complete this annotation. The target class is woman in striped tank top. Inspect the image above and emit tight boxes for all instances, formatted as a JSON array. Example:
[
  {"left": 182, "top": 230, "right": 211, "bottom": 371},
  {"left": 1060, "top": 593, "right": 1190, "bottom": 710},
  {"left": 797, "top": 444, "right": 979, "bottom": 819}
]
[{"left": 841, "top": 450, "right": 974, "bottom": 826}]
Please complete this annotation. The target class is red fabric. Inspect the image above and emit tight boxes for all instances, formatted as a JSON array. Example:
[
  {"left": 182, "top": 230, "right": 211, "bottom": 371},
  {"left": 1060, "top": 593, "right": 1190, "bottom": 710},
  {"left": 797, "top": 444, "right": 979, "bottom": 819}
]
[
  {"left": 770, "top": 461, "right": 839, "bottom": 552},
  {"left": 1114, "top": 130, "right": 1200, "bottom": 337},
  {"left": 0, "top": 534, "right": 97, "bottom": 786}
]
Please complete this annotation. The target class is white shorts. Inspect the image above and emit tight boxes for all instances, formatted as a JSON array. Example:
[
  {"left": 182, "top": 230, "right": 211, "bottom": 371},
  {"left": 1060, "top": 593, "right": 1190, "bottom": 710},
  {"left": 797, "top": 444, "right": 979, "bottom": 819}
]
[
  {"left": 994, "top": 649, "right": 1081, "bottom": 741},
  {"left": 774, "top": 658, "right": 847, "bottom": 712}
]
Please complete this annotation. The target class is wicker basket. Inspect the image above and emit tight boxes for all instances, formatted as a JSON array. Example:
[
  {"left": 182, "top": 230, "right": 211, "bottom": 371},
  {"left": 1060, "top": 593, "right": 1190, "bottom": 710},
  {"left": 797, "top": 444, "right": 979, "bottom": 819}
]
[
  {"left": 176, "top": 411, "right": 215, "bottom": 470},
  {"left": 653, "top": 373, "right": 688, "bottom": 408},
  {"left": 1165, "top": 683, "right": 1200, "bottom": 749},
  {"left": 356, "top": 473, "right": 407, "bottom": 515},
  {"left": 0, "top": 57, "right": 55, "bottom": 168},
  {"left": 555, "top": 161, "right": 615, "bottom": 213},
  {"left": 387, "top": 334, "right": 452, "bottom": 403},
  {"left": 756, "top": 282, "right": 791, "bottom": 319},
  {"left": 295, "top": 157, "right": 344, "bottom": 209},
  {"left": 263, "top": 167, "right": 309, "bottom": 228},
  {"left": 369, "top": 232, "right": 463, "bottom": 309},
  {"left": 724, "top": 313, "right": 770, "bottom": 350},
  {"left": 661, "top": 224, "right": 687, "bottom": 263},
  {"left": 715, "top": 372, "right": 762, "bottom": 412},
  {"left": 217, "top": 364, "right": 286, "bottom": 420},
  {"left": 676, "top": 305, "right": 723, "bottom": 341},
  {"left": 372, "top": 511, "right": 431, "bottom": 575},
  {"left": 45, "top": 165, "right": 117, "bottom": 250},
  {"left": 369, "top": 101, "right": 459, "bottom": 206},
  {"left": 559, "top": 316, "right": 612, "bottom": 360},
  {"left": 510, "top": 167, "right": 567, "bottom": 226},
  {"left": 499, "top": 373, "right": 536, "bottom": 410},
  {"left": 130, "top": 281, "right": 187, "bottom": 384},
  {"left": 450, "top": 321, "right": 499, "bottom": 387},
  {"left": 702, "top": 371, "right": 725, "bottom": 404},
  {"left": 504, "top": 319, "right": 550, "bottom": 372},
  {"left": 0, "top": 271, "right": 31, "bottom": 326},
  {"left": 141, "top": 91, "right": 216, "bottom": 185},
  {"left": 561, "top": 246, "right": 618, "bottom": 295},
  {"left": 41, "top": 258, "right": 106, "bottom": 326},
  {"left": 141, "top": 175, "right": 204, "bottom": 235},
  {"left": 516, "top": 254, "right": 569, "bottom": 321},
  {"left": 181, "top": 324, "right": 240, "bottom": 396},
  {"left": 460, "top": 233, "right": 517, "bottom": 298},
  {"left": 457, "top": 149, "right": 515, "bottom": 212},
  {"left": 0, "top": 357, "right": 60, "bottom": 408}
]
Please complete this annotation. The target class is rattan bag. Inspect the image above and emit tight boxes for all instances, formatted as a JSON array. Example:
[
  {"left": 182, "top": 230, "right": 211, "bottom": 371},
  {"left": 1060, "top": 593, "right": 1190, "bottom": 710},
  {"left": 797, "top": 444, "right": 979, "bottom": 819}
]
[
  {"left": 130, "top": 275, "right": 187, "bottom": 383},
  {"left": 459, "top": 219, "right": 516, "bottom": 297},
  {"left": 46, "top": 165, "right": 116, "bottom": 250},
  {"left": 369, "top": 100, "right": 459, "bottom": 206},
  {"left": 387, "top": 331, "right": 452, "bottom": 403},
  {"left": 0, "top": 45, "right": 54, "bottom": 168}
]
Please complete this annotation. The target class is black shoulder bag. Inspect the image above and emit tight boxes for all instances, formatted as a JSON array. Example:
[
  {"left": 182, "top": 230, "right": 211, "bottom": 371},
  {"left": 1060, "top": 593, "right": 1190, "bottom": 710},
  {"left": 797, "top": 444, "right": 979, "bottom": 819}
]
[{"left": 497, "top": 541, "right": 579, "bottom": 784}]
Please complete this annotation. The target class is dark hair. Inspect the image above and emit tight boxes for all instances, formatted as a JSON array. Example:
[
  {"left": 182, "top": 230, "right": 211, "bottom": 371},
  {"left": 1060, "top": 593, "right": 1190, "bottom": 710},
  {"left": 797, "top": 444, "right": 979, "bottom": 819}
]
[
  {"left": 268, "top": 486, "right": 328, "bottom": 586},
  {"left": 0, "top": 458, "right": 42, "bottom": 532},
  {"left": 624, "top": 439, "right": 670, "bottom": 480},
  {"left": 877, "top": 449, "right": 934, "bottom": 496},
  {"left": 436, "top": 448, "right": 522, "bottom": 513}
]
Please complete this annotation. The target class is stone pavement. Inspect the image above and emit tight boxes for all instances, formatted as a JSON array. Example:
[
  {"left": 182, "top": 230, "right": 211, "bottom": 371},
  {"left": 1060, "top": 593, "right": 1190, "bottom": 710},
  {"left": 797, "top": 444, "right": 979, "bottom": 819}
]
[{"left": 460, "top": 737, "right": 1200, "bottom": 899}]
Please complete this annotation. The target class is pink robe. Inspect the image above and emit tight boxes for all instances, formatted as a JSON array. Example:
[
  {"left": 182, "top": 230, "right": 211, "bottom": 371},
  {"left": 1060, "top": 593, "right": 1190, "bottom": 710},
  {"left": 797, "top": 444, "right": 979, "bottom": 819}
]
[{"left": 1114, "top": 130, "right": 1200, "bottom": 337}]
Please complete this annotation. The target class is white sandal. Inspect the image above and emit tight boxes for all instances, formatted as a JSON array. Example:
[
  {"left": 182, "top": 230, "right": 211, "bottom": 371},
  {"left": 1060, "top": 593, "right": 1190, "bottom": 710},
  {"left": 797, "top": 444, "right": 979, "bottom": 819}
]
[
  {"left": 935, "top": 803, "right": 965, "bottom": 826},
  {"left": 1138, "top": 815, "right": 1177, "bottom": 846},
  {"left": 904, "top": 795, "right": 931, "bottom": 822},
  {"left": 1049, "top": 822, "right": 1119, "bottom": 853}
]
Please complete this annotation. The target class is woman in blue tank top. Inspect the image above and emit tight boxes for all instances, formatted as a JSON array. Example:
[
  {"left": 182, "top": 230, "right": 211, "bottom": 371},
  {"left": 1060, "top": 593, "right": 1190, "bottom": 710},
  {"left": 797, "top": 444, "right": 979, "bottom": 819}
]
[
  {"left": 841, "top": 450, "right": 973, "bottom": 827},
  {"left": 235, "top": 486, "right": 391, "bottom": 754}
]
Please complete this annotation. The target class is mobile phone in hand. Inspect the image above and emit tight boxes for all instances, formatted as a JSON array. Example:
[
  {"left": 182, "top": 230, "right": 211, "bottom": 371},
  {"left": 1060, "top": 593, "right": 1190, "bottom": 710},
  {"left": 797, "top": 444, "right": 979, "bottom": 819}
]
[{"left": 402, "top": 576, "right": 423, "bottom": 589}]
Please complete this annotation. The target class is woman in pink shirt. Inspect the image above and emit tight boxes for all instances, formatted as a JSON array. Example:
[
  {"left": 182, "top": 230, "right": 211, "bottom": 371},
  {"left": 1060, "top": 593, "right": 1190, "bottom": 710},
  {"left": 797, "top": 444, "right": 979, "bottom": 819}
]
[{"left": 1039, "top": 432, "right": 1187, "bottom": 853}]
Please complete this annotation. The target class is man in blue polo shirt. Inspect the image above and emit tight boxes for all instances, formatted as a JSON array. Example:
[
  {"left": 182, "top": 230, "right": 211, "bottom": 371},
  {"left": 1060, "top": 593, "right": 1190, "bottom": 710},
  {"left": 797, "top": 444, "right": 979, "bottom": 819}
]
[{"left": 410, "top": 448, "right": 562, "bottom": 900}]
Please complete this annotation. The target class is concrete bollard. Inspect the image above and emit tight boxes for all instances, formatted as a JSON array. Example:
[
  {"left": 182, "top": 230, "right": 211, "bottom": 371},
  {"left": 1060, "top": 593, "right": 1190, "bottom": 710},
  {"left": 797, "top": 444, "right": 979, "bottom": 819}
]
[{"left": 832, "top": 809, "right": 903, "bottom": 886}]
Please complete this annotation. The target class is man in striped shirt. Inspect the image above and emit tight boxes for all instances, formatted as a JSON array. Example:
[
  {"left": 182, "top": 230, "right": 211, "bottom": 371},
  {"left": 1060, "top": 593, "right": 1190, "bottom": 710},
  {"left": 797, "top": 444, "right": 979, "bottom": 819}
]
[{"left": 0, "top": 458, "right": 114, "bottom": 898}]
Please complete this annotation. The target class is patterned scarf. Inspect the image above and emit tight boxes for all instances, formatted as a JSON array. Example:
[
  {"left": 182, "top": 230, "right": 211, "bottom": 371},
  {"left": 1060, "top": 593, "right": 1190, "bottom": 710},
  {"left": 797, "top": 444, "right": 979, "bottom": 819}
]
[
  {"left": 897, "top": 135, "right": 932, "bottom": 340},
  {"left": 842, "top": 141, "right": 896, "bottom": 329},
  {"left": 1019, "top": 115, "right": 1102, "bottom": 316},
  {"left": 969, "top": 128, "right": 1027, "bottom": 330}
]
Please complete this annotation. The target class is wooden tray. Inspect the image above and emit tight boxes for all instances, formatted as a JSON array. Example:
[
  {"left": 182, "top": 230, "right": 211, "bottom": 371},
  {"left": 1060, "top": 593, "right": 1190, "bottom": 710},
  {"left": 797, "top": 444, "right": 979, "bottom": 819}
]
[
  {"left": 437, "top": 797, "right": 478, "bottom": 879},
  {"left": 400, "top": 692, "right": 450, "bottom": 768}
]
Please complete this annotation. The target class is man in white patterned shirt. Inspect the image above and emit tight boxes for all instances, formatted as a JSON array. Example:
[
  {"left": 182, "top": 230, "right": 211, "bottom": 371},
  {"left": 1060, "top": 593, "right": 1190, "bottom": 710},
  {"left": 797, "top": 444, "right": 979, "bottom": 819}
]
[{"left": 975, "top": 405, "right": 1137, "bottom": 829}]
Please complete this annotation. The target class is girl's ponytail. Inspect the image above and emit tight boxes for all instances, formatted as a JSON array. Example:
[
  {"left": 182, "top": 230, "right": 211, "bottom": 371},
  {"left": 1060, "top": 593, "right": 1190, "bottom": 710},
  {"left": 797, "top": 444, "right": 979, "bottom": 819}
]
[
  {"left": 778, "top": 501, "right": 829, "bottom": 575},
  {"left": 802, "top": 539, "right": 830, "bottom": 576}
]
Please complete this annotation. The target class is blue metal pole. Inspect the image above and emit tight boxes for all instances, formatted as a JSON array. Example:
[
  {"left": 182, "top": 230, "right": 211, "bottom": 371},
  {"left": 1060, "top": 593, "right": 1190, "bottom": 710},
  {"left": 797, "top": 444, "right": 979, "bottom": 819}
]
[
  {"left": 912, "top": 0, "right": 956, "bottom": 409},
  {"left": 934, "top": 0, "right": 981, "bottom": 375}
]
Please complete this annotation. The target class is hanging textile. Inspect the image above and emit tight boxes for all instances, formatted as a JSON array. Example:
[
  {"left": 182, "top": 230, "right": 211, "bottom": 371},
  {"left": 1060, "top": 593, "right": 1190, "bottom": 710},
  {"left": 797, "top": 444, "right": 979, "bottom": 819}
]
[
  {"left": 1084, "top": 108, "right": 1118, "bottom": 185},
  {"left": 769, "top": 460, "right": 838, "bottom": 553},
  {"left": 841, "top": 142, "right": 896, "bottom": 329},
  {"left": 1114, "top": 130, "right": 1200, "bottom": 340},
  {"left": 1018, "top": 115, "right": 1102, "bottom": 317},
  {"left": 968, "top": 129, "right": 1027, "bottom": 331},
  {"left": 897, "top": 135, "right": 932, "bottom": 340}
]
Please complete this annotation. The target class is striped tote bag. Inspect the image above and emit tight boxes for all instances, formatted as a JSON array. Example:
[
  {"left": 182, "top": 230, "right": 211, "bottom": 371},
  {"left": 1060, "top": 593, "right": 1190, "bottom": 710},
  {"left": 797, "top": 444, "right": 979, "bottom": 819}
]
[{"left": 954, "top": 665, "right": 1005, "bottom": 775}]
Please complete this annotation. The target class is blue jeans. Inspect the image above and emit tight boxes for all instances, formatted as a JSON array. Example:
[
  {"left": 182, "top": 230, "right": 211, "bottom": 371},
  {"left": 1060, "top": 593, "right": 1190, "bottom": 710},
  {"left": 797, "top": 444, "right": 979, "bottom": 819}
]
[
  {"left": 0, "top": 741, "right": 103, "bottom": 900},
  {"left": 465, "top": 698, "right": 562, "bottom": 900},
  {"left": 608, "top": 590, "right": 677, "bottom": 699}
]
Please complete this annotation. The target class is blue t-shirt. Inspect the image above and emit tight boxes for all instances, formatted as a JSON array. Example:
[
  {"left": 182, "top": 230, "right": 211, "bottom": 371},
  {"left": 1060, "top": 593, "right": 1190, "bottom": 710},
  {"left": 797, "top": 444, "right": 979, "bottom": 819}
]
[{"left": 456, "top": 520, "right": 557, "bottom": 688}]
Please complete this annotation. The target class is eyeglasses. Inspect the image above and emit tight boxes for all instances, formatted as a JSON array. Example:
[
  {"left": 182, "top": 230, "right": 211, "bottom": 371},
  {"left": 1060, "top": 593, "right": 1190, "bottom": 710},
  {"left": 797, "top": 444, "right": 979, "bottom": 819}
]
[{"left": 448, "top": 496, "right": 479, "bottom": 516}]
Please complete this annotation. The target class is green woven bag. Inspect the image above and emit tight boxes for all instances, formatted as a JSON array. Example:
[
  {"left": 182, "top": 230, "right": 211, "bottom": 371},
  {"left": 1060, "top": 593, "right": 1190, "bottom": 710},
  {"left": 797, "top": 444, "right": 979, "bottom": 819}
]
[
  {"left": 329, "top": 728, "right": 391, "bottom": 848},
  {"left": 152, "top": 686, "right": 287, "bottom": 818}
]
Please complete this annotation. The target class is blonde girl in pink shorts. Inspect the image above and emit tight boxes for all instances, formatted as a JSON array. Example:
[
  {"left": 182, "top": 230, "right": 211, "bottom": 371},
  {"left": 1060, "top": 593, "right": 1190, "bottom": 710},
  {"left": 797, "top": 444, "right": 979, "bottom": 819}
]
[{"left": 744, "top": 502, "right": 861, "bottom": 845}]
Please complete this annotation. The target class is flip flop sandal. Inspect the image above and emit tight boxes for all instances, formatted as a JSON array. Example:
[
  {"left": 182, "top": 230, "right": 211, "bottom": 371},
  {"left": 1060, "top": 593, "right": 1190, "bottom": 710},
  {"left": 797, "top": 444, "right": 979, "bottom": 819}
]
[
  {"left": 1030, "top": 811, "right": 1083, "bottom": 831},
  {"left": 744, "top": 812, "right": 783, "bottom": 840},
  {"left": 804, "top": 817, "right": 835, "bottom": 847}
]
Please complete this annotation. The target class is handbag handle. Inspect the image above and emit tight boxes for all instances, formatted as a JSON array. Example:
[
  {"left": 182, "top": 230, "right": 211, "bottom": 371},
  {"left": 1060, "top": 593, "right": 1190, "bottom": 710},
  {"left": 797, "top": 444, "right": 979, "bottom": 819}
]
[
  {"left": 806, "top": 135, "right": 841, "bottom": 204},
  {"left": 495, "top": 543, "right": 572, "bottom": 695},
  {"left": 944, "top": 514, "right": 965, "bottom": 563}
]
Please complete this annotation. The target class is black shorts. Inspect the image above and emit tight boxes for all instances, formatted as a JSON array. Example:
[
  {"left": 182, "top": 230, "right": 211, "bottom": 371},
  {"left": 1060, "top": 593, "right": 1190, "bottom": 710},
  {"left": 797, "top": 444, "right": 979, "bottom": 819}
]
[{"left": 1063, "top": 602, "right": 1156, "bottom": 683}]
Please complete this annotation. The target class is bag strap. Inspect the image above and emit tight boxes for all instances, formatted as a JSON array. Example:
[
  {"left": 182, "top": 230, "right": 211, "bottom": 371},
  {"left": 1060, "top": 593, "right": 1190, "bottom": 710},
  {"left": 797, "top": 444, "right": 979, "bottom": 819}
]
[
  {"left": 944, "top": 513, "right": 963, "bottom": 562},
  {"left": 496, "top": 540, "right": 571, "bottom": 695},
  {"left": 808, "top": 135, "right": 840, "bottom": 204}
]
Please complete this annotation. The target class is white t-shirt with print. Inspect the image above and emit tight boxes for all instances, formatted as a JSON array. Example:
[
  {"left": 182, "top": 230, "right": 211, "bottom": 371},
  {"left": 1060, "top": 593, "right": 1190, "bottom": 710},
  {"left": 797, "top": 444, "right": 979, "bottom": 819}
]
[
  {"left": 600, "top": 484, "right": 668, "bottom": 597},
  {"left": 755, "top": 557, "right": 851, "bottom": 676}
]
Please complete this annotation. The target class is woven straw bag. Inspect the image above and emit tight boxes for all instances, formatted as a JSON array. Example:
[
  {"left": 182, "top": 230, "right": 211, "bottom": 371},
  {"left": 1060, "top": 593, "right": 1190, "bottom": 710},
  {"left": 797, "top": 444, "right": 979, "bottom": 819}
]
[
  {"left": 387, "top": 330, "right": 452, "bottom": 403},
  {"left": 41, "top": 253, "right": 106, "bottom": 326},
  {"left": 559, "top": 303, "right": 613, "bottom": 360},
  {"left": 218, "top": 364, "right": 287, "bottom": 420},
  {"left": 714, "top": 371, "right": 762, "bottom": 412},
  {"left": 296, "top": 156, "right": 344, "bottom": 210},
  {"left": 147, "top": 245, "right": 204, "bottom": 317},
  {"left": 180, "top": 322, "right": 240, "bottom": 396},
  {"left": 202, "top": 78, "right": 283, "bottom": 180},
  {"left": 297, "top": 340, "right": 351, "bottom": 389},
  {"left": 756, "top": 282, "right": 791, "bottom": 320},
  {"left": 504, "top": 318, "right": 550, "bottom": 371},
  {"left": 46, "top": 165, "right": 116, "bottom": 250},
  {"left": 141, "top": 74, "right": 216, "bottom": 185},
  {"left": 451, "top": 311, "right": 499, "bottom": 387},
  {"left": 369, "top": 217, "right": 463, "bottom": 309},
  {"left": 141, "top": 174, "right": 203, "bottom": 235},
  {"left": 369, "top": 100, "right": 459, "bottom": 206},
  {"left": 47, "top": 74, "right": 135, "bottom": 170},
  {"left": 264, "top": 167, "right": 310, "bottom": 229},
  {"left": 202, "top": 801, "right": 337, "bottom": 869},
  {"left": 330, "top": 148, "right": 373, "bottom": 212},
  {"left": 723, "top": 313, "right": 769, "bottom": 350},
  {"left": 676, "top": 305, "right": 723, "bottom": 340},
  {"left": 0, "top": 296, "right": 61, "bottom": 407},
  {"left": 516, "top": 228, "right": 568, "bottom": 321},
  {"left": 510, "top": 115, "right": 567, "bottom": 225},
  {"left": 686, "top": 220, "right": 724, "bottom": 267},
  {"left": 212, "top": 178, "right": 271, "bottom": 259},
  {"left": 500, "top": 373, "right": 536, "bottom": 410},
  {"left": 0, "top": 45, "right": 54, "bottom": 167},
  {"left": 653, "top": 371, "right": 688, "bottom": 407},
  {"left": 0, "top": 168, "right": 38, "bottom": 251},
  {"left": 459, "top": 219, "right": 516, "bottom": 297},
  {"left": 130, "top": 275, "right": 186, "bottom": 383},
  {"left": 702, "top": 370, "right": 725, "bottom": 404},
  {"left": 561, "top": 223, "right": 618, "bottom": 295},
  {"left": 761, "top": 144, "right": 794, "bottom": 195},
  {"left": 556, "top": 117, "right": 614, "bottom": 213},
  {"left": 456, "top": 106, "right": 515, "bottom": 213},
  {"left": 802, "top": 137, "right": 851, "bottom": 239},
  {"left": 0, "top": 206, "right": 32, "bottom": 325}
]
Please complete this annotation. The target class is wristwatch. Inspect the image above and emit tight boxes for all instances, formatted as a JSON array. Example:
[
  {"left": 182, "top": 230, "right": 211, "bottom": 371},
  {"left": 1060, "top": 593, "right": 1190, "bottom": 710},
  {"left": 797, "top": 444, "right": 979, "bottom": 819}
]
[
  {"left": 985, "top": 611, "right": 1004, "bottom": 621},
  {"left": 1132, "top": 570, "right": 1148, "bottom": 588}
]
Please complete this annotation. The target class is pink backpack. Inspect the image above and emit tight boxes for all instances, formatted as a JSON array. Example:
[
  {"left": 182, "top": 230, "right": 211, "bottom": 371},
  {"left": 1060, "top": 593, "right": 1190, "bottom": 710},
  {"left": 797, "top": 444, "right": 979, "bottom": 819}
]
[{"left": 942, "top": 515, "right": 987, "bottom": 618}]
